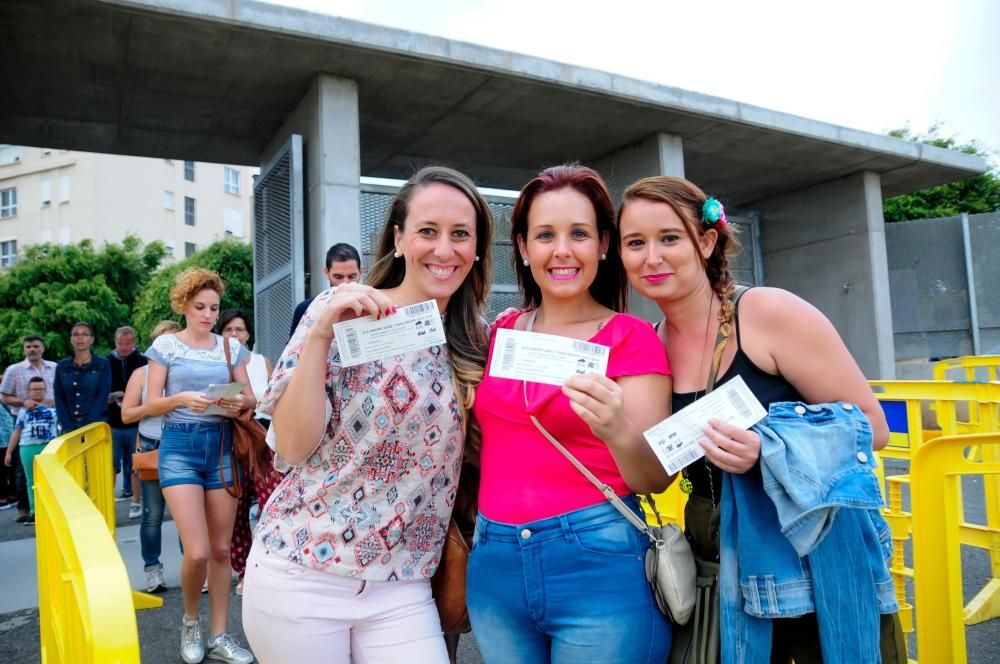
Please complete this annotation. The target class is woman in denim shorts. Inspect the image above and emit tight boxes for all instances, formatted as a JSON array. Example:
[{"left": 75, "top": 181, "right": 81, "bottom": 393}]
[
  {"left": 121, "top": 319, "right": 182, "bottom": 594},
  {"left": 146, "top": 268, "right": 256, "bottom": 664}
]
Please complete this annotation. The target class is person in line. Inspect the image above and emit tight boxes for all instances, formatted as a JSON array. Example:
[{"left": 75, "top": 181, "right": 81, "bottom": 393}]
[
  {"left": 289, "top": 242, "right": 363, "bottom": 337},
  {"left": 3, "top": 377, "right": 58, "bottom": 525},
  {"left": 467, "top": 164, "right": 673, "bottom": 664},
  {"left": 1, "top": 335, "right": 56, "bottom": 522},
  {"left": 242, "top": 166, "right": 493, "bottom": 664},
  {"left": 617, "top": 175, "right": 904, "bottom": 663},
  {"left": 146, "top": 269, "right": 256, "bottom": 664},
  {"left": 216, "top": 308, "right": 279, "bottom": 596},
  {"left": 121, "top": 319, "right": 183, "bottom": 594},
  {"left": 54, "top": 322, "right": 111, "bottom": 435},
  {"left": 108, "top": 325, "right": 149, "bottom": 518},
  {"left": 0, "top": 400, "right": 16, "bottom": 509}
]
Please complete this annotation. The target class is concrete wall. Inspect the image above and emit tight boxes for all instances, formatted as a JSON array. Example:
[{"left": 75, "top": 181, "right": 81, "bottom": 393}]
[
  {"left": 261, "top": 74, "right": 361, "bottom": 296},
  {"left": 0, "top": 146, "right": 253, "bottom": 261},
  {"left": 592, "top": 132, "right": 685, "bottom": 323},
  {"left": 753, "top": 171, "right": 896, "bottom": 379}
]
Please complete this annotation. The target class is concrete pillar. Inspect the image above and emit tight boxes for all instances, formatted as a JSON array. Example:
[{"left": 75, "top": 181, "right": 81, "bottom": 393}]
[
  {"left": 261, "top": 74, "right": 361, "bottom": 296},
  {"left": 752, "top": 171, "right": 895, "bottom": 379},
  {"left": 592, "top": 132, "right": 685, "bottom": 322}
]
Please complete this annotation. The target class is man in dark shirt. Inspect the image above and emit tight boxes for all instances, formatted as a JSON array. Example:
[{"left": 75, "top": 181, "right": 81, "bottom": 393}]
[
  {"left": 289, "top": 243, "right": 362, "bottom": 338},
  {"left": 107, "top": 326, "right": 148, "bottom": 514},
  {"left": 54, "top": 321, "right": 111, "bottom": 433}
]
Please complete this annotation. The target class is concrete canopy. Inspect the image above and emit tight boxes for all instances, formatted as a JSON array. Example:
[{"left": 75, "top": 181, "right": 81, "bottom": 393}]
[{"left": 0, "top": 0, "right": 986, "bottom": 204}]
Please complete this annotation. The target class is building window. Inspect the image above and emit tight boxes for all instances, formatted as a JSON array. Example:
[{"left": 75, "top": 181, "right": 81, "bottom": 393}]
[
  {"left": 185, "top": 242, "right": 197, "bottom": 258},
  {"left": 41, "top": 179, "right": 52, "bottom": 205},
  {"left": 58, "top": 175, "right": 71, "bottom": 203},
  {"left": 0, "top": 146, "right": 21, "bottom": 166},
  {"left": 0, "top": 240, "right": 16, "bottom": 267},
  {"left": 0, "top": 188, "right": 15, "bottom": 218},
  {"left": 164, "top": 191, "right": 175, "bottom": 210},
  {"left": 164, "top": 158, "right": 173, "bottom": 165},
  {"left": 223, "top": 208, "right": 244, "bottom": 237},
  {"left": 224, "top": 167, "right": 240, "bottom": 195},
  {"left": 184, "top": 196, "right": 196, "bottom": 226},
  {"left": 184, "top": 161, "right": 195, "bottom": 182}
]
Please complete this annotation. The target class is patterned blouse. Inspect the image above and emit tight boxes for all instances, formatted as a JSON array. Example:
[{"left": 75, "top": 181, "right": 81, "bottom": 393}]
[{"left": 254, "top": 289, "right": 465, "bottom": 581}]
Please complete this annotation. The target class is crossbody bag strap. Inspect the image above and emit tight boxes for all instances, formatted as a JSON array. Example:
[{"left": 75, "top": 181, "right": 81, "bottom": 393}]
[{"left": 522, "top": 310, "right": 652, "bottom": 537}]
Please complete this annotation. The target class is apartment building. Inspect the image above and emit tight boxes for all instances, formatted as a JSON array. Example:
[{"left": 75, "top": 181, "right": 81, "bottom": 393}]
[{"left": 0, "top": 145, "right": 255, "bottom": 267}]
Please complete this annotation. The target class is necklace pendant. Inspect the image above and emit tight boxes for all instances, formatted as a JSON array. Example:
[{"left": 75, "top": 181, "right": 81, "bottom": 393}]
[{"left": 679, "top": 476, "right": 694, "bottom": 494}]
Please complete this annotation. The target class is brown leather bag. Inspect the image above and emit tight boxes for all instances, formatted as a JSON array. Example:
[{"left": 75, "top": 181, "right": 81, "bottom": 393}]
[
  {"left": 132, "top": 439, "right": 159, "bottom": 481},
  {"left": 431, "top": 460, "right": 478, "bottom": 634},
  {"left": 221, "top": 340, "right": 269, "bottom": 497}
]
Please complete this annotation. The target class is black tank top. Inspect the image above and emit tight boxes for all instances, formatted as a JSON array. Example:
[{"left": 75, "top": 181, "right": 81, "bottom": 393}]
[{"left": 671, "top": 291, "right": 801, "bottom": 504}]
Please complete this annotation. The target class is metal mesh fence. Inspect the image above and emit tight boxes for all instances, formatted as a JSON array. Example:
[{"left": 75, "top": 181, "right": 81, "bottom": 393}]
[{"left": 886, "top": 213, "right": 999, "bottom": 361}]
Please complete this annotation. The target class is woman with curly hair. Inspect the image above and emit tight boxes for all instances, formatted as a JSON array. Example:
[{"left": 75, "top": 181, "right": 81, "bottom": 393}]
[{"left": 147, "top": 268, "right": 256, "bottom": 664}]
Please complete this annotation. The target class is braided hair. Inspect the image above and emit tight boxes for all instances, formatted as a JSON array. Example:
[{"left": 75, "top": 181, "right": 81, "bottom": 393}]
[{"left": 617, "top": 176, "right": 742, "bottom": 336}]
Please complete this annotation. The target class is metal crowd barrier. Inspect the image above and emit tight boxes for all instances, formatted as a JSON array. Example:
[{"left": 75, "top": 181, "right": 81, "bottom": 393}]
[
  {"left": 34, "top": 422, "right": 161, "bottom": 664},
  {"left": 911, "top": 432, "right": 1000, "bottom": 663}
]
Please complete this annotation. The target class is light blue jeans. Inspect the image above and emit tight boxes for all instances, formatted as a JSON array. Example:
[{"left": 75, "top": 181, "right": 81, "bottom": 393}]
[
  {"left": 467, "top": 498, "right": 671, "bottom": 664},
  {"left": 138, "top": 433, "right": 166, "bottom": 570}
]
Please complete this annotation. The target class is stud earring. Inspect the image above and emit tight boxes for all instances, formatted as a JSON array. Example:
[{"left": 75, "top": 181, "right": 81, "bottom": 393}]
[
  {"left": 600, "top": 253, "right": 607, "bottom": 260},
  {"left": 523, "top": 259, "right": 530, "bottom": 267},
  {"left": 474, "top": 256, "right": 480, "bottom": 262},
  {"left": 393, "top": 251, "right": 402, "bottom": 258}
]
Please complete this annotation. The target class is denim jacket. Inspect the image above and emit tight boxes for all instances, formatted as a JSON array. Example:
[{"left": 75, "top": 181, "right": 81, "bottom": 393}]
[{"left": 719, "top": 401, "right": 897, "bottom": 663}]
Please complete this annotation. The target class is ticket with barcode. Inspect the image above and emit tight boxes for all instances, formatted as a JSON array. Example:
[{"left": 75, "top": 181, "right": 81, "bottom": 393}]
[
  {"left": 643, "top": 375, "right": 767, "bottom": 476},
  {"left": 332, "top": 300, "right": 446, "bottom": 367},
  {"left": 488, "top": 328, "right": 610, "bottom": 386}
]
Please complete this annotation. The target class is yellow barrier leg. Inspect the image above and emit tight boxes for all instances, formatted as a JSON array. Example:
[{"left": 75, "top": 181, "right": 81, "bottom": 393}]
[
  {"left": 885, "top": 476, "right": 914, "bottom": 633},
  {"left": 964, "top": 442, "right": 1000, "bottom": 625},
  {"left": 132, "top": 589, "right": 164, "bottom": 611}
]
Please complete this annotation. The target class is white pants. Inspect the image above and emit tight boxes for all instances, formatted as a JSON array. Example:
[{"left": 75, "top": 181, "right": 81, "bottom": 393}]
[{"left": 242, "top": 544, "right": 449, "bottom": 664}]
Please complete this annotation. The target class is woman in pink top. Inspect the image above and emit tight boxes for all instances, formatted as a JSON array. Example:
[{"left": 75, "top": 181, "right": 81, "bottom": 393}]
[{"left": 468, "top": 164, "right": 674, "bottom": 663}]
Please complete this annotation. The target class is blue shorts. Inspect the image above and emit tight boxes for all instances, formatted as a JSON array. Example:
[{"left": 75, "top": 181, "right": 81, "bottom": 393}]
[{"left": 158, "top": 421, "right": 236, "bottom": 491}]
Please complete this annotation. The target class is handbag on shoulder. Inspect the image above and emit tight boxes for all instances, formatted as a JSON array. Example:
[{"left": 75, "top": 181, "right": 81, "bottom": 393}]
[
  {"left": 132, "top": 436, "right": 159, "bottom": 481},
  {"left": 221, "top": 340, "right": 269, "bottom": 497}
]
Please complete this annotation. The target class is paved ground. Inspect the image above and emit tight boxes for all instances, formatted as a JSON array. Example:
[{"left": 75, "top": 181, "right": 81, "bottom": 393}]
[{"left": 0, "top": 463, "right": 997, "bottom": 663}]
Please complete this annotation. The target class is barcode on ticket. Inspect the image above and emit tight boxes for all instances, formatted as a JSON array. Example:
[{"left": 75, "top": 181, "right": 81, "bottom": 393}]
[
  {"left": 572, "top": 340, "right": 608, "bottom": 356},
  {"left": 403, "top": 301, "right": 436, "bottom": 316},
  {"left": 730, "top": 390, "right": 752, "bottom": 418},
  {"left": 668, "top": 448, "right": 703, "bottom": 474},
  {"left": 500, "top": 338, "right": 516, "bottom": 371},
  {"left": 343, "top": 328, "right": 361, "bottom": 360}
]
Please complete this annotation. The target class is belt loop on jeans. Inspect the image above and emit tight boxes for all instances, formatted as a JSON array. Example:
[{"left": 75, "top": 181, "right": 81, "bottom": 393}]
[
  {"left": 478, "top": 517, "right": 489, "bottom": 544},
  {"left": 558, "top": 514, "right": 573, "bottom": 543}
]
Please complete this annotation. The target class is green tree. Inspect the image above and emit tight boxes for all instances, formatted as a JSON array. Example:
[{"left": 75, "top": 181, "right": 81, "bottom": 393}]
[
  {"left": 132, "top": 239, "right": 254, "bottom": 346},
  {"left": 0, "top": 236, "right": 169, "bottom": 365},
  {"left": 883, "top": 126, "right": 1000, "bottom": 222}
]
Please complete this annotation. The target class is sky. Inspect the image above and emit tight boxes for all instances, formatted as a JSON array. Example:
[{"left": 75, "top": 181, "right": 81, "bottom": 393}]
[{"left": 270, "top": 0, "right": 999, "bottom": 166}]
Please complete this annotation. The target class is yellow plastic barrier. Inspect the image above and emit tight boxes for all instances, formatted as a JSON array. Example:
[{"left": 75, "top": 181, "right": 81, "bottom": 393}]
[
  {"left": 641, "top": 480, "right": 686, "bottom": 529},
  {"left": 35, "top": 423, "right": 162, "bottom": 664},
  {"left": 911, "top": 432, "right": 1000, "bottom": 663},
  {"left": 933, "top": 357, "right": 1000, "bottom": 441},
  {"left": 871, "top": 380, "right": 1000, "bottom": 627}
]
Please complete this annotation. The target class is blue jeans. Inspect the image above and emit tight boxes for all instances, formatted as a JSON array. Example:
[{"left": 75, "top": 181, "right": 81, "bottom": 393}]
[
  {"left": 138, "top": 434, "right": 166, "bottom": 569},
  {"left": 159, "top": 421, "right": 235, "bottom": 490},
  {"left": 111, "top": 426, "right": 137, "bottom": 494},
  {"left": 467, "top": 499, "right": 671, "bottom": 664}
]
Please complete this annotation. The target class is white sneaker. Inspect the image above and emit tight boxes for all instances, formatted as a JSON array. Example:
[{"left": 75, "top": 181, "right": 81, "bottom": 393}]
[
  {"left": 145, "top": 565, "right": 166, "bottom": 593},
  {"left": 206, "top": 632, "right": 254, "bottom": 663},
  {"left": 180, "top": 616, "right": 204, "bottom": 664},
  {"left": 128, "top": 503, "right": 142, "bottom": 519}
]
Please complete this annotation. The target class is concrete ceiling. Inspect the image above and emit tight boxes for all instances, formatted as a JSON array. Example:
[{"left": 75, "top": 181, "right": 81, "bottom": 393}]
[{"left": 0, "top": 0, "right": 987, "bottom": 205}]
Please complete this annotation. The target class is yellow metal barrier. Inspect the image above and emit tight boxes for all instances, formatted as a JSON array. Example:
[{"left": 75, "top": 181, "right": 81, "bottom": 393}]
[
  {"left": 911, "top": 433, "right": 1000, "bottom": 663},
  {"left": 35, "top": 423, "right": 161, "bottom": 664}
]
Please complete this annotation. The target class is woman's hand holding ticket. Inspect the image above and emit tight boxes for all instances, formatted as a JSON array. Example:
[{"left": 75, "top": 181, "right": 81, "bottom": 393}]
[{"left": 308, "top": 283, "right": 397, "bottom": 343}]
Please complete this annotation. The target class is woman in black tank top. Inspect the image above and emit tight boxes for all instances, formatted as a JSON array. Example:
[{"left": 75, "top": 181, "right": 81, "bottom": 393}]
[{"left": 616, "top": 176, "right": 904, "bottom": 664}]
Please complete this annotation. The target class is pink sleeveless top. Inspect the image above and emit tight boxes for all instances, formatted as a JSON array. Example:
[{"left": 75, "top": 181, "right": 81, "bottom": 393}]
[{"left": 474, "top": 311, "right": 670, "bottom": 523}]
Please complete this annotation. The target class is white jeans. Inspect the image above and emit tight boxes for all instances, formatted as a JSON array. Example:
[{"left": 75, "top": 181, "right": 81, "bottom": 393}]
[{"left": 242, "top": 544, "right": 449, "bottom": 664}]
